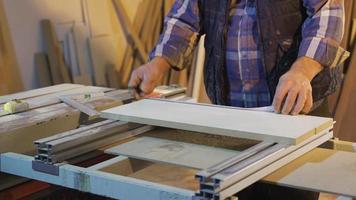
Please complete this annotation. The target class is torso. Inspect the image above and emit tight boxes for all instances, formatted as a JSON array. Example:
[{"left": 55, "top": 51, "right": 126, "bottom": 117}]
[{"left": 226, "top": 0, "right": 270, "bottom": 107}]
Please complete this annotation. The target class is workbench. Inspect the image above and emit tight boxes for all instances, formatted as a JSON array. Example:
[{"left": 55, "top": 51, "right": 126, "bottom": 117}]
[{"left": 0, "top": 84, "right": 355, "bottom": 200}]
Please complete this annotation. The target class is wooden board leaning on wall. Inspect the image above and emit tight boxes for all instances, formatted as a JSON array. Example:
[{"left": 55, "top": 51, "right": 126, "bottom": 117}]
[{"left": 0, "top": 0, "right": 23, "bottom": 95}]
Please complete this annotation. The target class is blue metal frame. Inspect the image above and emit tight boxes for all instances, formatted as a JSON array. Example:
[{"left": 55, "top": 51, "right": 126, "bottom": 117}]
[{"left": 0, "top": 153, "right": 195, "bottom": 200}]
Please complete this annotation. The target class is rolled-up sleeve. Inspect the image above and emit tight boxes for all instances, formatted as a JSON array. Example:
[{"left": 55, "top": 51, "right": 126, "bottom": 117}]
[
  {"left": 149, "top": 0, "right": 201, "bottom": 70},
  {"left": 298, "top": 0, "right": 347, "bottom": 67}
]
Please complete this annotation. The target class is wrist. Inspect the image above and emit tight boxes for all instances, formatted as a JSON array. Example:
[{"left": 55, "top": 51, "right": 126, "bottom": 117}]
[
  {"left": 150, "top": 56, "right": 171, "bottom": 73},
  {"left": 289, "top": 56, "right": 323, "bottom": 81}
]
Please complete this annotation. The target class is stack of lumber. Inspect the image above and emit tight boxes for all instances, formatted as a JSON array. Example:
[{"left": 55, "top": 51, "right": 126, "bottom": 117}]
[
  {"left": 34, "top": 0, "right": 185, "bottom": 90},
  {"left": 0, "top": 84, "right": 129, "bottom": 155},
  {"left": 2, "top": 0, "right": 202, "bottom": 99},
  {"left": 0, "top": 83, "right": 132, "bottom": 191}
]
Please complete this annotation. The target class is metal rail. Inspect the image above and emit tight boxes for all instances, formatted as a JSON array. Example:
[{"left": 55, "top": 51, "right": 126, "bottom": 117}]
[{"left": 34, "top": 120, "right": 152, "bottom": 164}]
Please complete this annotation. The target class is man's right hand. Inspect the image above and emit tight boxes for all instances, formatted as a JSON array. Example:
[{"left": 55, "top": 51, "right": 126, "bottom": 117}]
[{"left": 128, "top": 57, "right": 171, "bottom": 98}]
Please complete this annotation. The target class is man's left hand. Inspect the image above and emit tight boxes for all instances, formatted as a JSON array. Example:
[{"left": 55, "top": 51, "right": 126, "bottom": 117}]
[{"left": 272, "top": 57, "right": 323, "bottom": 115}]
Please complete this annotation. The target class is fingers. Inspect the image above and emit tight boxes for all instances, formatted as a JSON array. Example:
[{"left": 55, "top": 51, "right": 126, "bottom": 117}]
[
  {"left": 128, "top": 66, "right": 157, "bottom": 98},
  {"left": 274, "top": 86, "right": 313, "bottom": 115},
  {"left": 273, "top": 82, "right": 290, "bottom": 113},
  {"left": 139, "top": 77, "right": 155, "bottom": 96},
  {"left": 128, "top": 70, "right": 142, "bottom": 90},
  {"left": 291, "top": 88, "right": 306, "bottom": 115},
  {"left": 302, "top": 88, "right": 313, "bottom": 114},
  {"left": 128, "top": 70, "right": 143, "bottom": 98},
  {"left": 281, "top": 87, "right": 299, "bottom": 114}
]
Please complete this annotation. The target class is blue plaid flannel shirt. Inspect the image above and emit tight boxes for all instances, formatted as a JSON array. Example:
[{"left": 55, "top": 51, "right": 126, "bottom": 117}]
[{"left": 150, "top": 0, "right": 344, "bottom": 108}]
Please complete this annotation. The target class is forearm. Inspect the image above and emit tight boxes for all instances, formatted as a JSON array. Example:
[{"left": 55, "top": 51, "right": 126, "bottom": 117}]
[
  {"left": 299, "top": 0, "right": 345, "bottom": 67},
  {"left": 289, "top": 56, "right": 323, "bottom": 81},
  {"left": 150, "top": 0, "right": 201, "bottom": 70}
]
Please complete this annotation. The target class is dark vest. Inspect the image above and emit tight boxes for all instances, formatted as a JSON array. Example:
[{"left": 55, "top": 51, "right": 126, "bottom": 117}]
[{"left": 199, "top": 0, "right": 343, "bottom": 106}]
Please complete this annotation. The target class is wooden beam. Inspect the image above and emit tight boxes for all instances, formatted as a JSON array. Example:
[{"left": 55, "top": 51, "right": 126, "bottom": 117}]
[
  {"left": 112, "top": 0, "right": 148, "bottom": 63},
  {"left": 72, "top": 25, "right": 92, "bottom": 85},
  {"left": 0, "top": 84, "right": 83, "bottom": 104},
  {"left": 41, "top": 19, "right": 71, "bottom": 84},
  {"left": 0, "top": 0, "right": 23, "bottom": 94},
  {"left": 34, "top": 53, "right": 52, "bottom": 87},
  {"left": 101, "top": 99, "right": 333, "bottom": 144},
  {"left": 120, "top": 1, "right": 155, "bottom": 87},
  {"left": 57, "top": 40, "right": 72, "bottom": 83},
  {"left": 0, "top": 86, "right": 112, "bottom": 116},
  {"left": 41, "top": 19, "right": 63, "bottom": 84},
  {"left": 0, "top": 103, "right": 80, "bottom": 154}
]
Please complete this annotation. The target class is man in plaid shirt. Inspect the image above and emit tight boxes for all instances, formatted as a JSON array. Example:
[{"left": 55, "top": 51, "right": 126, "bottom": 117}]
[{"left": 129, "top": 0, "right": 345, "bottom": 198}]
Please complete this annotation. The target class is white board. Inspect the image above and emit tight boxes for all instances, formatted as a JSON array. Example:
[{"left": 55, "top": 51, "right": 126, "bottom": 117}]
[
  {"left": 105, "top": 136, "right": 240, "bottom": 169},
  {"left": 264, "top": 148, "right": 356, "bottom": 198},
  {"left": 101, "top": 99, "right": 333, "bottom": 144}
]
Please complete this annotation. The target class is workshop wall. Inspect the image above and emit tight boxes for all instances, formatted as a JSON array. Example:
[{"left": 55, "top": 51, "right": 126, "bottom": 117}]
[
  {"left": 2, "top": 0, "right": 85, "bottom": 89},
  {"left": 1, "top": 0, "right": 176, "bottom": 90}
]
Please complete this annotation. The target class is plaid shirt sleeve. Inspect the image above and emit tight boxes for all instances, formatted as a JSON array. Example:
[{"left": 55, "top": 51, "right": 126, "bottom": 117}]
[
  {"left": 298, "top": 0, "right": 346, "bottom": 67},
  {"left": 149, "top": 0, "right": 201, "bottom": 70}
]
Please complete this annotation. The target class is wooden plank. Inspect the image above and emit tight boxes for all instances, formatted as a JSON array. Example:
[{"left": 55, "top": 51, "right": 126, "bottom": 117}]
[
  {"left": 66, "top": 30, "right": 80, "bottom": 77},
  {"left": 106, "top": 136, "right": 240, "bottom": 169},
  {"left": 0, "top": 0, "right": 23, "bottom": 94},
  {"left": 41, "top": 20, "right": 71, "bottom": 83},
  {"left": 101, "top": 99, "right": 333, "bottom": 144},
  {"left": 120, "top": 0, "right": 153, "bottom": 86},
  {"left": 0, "top": 103, "right": 80, "bottom": 154},
  {"left": 56, "top": 23, "right": 76, "bottom": 70},
  {"left": 57, "top": 41, "right": 72, "bottom": 83},
  {"left": 42, "top": 19, "right": 64, "bottom": 84},
  {"left": 192, "top": 36, "right": 205, "bottom": 100},
  {"left": 72, "top": 24, "right": 92, "bottom": 85},
  {"left": 146, "top": 1, "right": 163, "bottom": 51},
  {"left": 263, "top": 148, "right": 356, "bottom": 198},
  {"left": 35, "top": 53, "right": 52, "bottom": 87},
  {"left": 0, "top": 86, "right": 111, "bottom": 115},
  {"left": 0, "top": 84, "right": 83, "bottom": 104},
  {"left": 112, "top": 0, "right": 147, "bottom": 63},
  {"left": 0, "top": 89, "right": 122, "bottom": 155}
]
